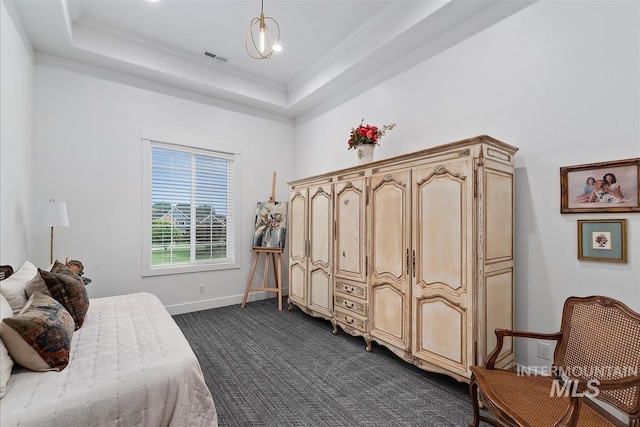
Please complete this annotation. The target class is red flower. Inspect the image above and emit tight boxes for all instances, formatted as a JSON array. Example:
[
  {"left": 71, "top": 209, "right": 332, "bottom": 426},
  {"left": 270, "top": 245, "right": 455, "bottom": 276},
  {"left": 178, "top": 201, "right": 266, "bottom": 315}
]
[{"left": 347, "top": 119, "right": 396, "bottom": 150}]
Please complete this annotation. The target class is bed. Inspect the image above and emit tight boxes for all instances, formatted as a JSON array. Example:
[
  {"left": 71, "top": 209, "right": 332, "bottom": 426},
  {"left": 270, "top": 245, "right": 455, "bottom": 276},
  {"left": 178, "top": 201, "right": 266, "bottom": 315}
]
[{"left": 0, "top": 262, "right": 218, "bottom": 426}]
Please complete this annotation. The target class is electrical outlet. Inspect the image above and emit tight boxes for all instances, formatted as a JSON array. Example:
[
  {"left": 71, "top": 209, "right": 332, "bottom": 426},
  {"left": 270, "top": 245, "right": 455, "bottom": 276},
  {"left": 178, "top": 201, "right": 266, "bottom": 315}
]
[
  {"left": 199, "top": 285, "right": 206, "bottom": 294},
  {"left": 538, "top": 342, "right": 551, "bottom": 360}
]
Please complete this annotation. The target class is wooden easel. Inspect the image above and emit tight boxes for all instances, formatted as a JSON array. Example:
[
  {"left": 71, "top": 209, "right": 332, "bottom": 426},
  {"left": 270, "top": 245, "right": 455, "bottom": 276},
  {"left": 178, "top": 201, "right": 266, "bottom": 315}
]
[
  {"left": 241, "top": 172, "right": 283, "bottom": 311},
  {"left": 241, "top": 247, "right": 283, "bottom": 311}
]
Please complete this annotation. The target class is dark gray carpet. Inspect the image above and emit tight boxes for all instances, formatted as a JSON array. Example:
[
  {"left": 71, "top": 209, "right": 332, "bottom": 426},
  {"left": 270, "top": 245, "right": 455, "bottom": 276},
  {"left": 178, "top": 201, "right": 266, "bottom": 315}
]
[{"left": 173, "top": 298, "right": 481, "bottom": 427}]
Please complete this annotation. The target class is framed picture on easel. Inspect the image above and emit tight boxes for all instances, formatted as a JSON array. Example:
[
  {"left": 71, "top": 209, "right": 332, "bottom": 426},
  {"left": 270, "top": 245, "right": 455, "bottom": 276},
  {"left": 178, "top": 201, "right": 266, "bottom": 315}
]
[
  {"left": 252, "top": 201, "right": 288, "bottom": 249},
  {"left": 243, "top": 171, "right": 286, "bottom": 311}
]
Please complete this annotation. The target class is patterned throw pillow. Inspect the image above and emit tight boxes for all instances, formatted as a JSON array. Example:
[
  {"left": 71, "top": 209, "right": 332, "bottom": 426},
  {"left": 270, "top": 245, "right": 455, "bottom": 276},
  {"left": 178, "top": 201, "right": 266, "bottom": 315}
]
[
  {"left": 0, "top": 292, "right": 74, "bottom": 372},
  {"left": 39, "top": 265, "right": 89, "bottom": 330},
  {"left": 50, "top": 260, "right": 76, "bottom": 276}
]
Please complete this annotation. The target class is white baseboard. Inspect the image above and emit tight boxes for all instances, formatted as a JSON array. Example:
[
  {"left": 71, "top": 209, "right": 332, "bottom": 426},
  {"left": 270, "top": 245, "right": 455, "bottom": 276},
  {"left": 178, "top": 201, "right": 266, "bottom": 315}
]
[{"left": 165, "top": 287, "right": 289, "bottom": 315}]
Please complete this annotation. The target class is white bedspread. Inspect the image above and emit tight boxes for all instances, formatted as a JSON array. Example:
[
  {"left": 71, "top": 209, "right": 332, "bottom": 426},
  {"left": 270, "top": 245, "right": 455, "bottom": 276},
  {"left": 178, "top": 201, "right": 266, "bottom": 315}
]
[{"left": 1, "top": 292, "right": 218, "bottom": 427}]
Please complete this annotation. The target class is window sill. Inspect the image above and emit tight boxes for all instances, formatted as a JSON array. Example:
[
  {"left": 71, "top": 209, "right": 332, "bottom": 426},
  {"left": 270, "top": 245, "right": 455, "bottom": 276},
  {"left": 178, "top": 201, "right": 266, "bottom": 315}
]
[{"left": 142, "top": 261, "right": 239, "bottom": 277}]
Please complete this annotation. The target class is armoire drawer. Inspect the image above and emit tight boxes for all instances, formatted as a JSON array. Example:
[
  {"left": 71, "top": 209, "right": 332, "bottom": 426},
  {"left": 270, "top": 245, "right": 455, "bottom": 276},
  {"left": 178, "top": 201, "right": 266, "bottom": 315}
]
[
  {"left": 334, "top": 280, "right": 367, "bottom": 301},
  {"left": 334, "top": 308, "right": 366, "bottom": 333},
  {"left": 334, "top": 295, "right": 366, "bottom": 317}
]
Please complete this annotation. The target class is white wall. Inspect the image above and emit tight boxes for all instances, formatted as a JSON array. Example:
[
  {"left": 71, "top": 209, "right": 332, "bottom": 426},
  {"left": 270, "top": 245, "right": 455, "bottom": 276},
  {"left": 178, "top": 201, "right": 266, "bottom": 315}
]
[
  {"left": 31, "top": 57, "right": 294, "bottom": 313},
  {"left": 2, "top": 0, "right": 638, "bottom": 369},
  {"left": 293, "top": 0, "right": 640, "bottom": 368},
  {"left": 0, "top": 2, "right": 35, "bottom": 267}
]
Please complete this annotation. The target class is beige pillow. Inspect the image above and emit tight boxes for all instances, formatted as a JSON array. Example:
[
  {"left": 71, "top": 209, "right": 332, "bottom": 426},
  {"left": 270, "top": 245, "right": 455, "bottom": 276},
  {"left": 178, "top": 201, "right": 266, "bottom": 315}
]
[
  {"left": 0, "top": 294, "right": 14, "bottom": 398},
  {"left": 0, "top": 261, "right": 38, "bottom": 315},
  {"left": 0, "top": 293, "right": 74, "bottom": 372},
  {"left": 25, "top": 270, "right": 51, "bottom": 298}
]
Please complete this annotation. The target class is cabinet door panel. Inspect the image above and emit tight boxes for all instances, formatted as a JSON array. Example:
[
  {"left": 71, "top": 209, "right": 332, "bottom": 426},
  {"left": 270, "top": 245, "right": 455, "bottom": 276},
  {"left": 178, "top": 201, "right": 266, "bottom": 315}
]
[
  {"left": 309, "top": 186, "right": 331, "bottom": 268},
  {"left": 309, "top": 268, "right": 332, "bottom": 313},
  {"left": 289, "top": 263, "right": 306, "bottom": 304},
  {"left": 372, "top": 177, "right": 406, "bottom": 278},
  {"left": 288, "top": 190, "right": 308, "bottom": 306},
  {"left": 412, "top": 160, "right": 473, "bottom": 378},
  {"left": 308, "top": 185, "right": 333, "bottom": 316},
  {"left": 371, "top": 284, "right": 405, "bottom": 341},
  {"left": 417, "top": 297, "right": 464, "bottom": 364},
  {"left": 485, "top": 169, "right": 514, "bottom": 261},
  {"left": 370, "top": 171, "right": 410, "bottom": 349},
  {"left": 420, "top": 177, "right": 463, "bottom": 289},
  {"left": 485, "top": 269, "right": 513, "bottom": 365},
  {"left": 480, "top": 161, "right": 515, "bottom": 368},
  {"left": 289, "top": 190, "right": 307, "bottom": 264},
  {"left": 334, "top": 179, "right": 366, "bottom": 282}
]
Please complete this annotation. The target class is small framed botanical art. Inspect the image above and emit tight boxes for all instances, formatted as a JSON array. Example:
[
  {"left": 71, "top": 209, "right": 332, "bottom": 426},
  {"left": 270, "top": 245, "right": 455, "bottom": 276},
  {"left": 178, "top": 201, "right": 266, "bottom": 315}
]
[
  {"left": 577, "top": 219, "right": 627, "bottom": 263},
  {"left": 560, "top": 158, "right": 640, "bottom": 213}
]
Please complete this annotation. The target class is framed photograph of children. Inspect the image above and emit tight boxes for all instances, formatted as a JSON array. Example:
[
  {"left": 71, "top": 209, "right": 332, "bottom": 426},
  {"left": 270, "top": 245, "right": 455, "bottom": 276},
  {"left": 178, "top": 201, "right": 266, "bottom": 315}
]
[
  {"left": 560, "top": 158, "right": 640, "bottom": 213},
  {"left": 577, "top": 219, "right": 627, "bottom": 263}
]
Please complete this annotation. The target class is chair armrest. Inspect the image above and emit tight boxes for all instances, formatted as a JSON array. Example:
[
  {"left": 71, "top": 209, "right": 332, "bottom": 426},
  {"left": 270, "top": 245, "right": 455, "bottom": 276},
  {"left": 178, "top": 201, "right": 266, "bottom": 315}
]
[
  {"left": 566, "top": 373, "right": 640, "bottom": 392},
  {"left": 485, "top": 329, "right": 563, "bottom": 369},
  {"left": 597, "top": 374, "right": 640, "bottom": 391}
]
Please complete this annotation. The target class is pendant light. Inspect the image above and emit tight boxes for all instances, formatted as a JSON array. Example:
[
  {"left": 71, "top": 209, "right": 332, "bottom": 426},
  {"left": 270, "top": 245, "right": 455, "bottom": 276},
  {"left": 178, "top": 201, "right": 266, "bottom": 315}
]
[{"left": 246, "top": 0, "right": 282, "bottom": 60}]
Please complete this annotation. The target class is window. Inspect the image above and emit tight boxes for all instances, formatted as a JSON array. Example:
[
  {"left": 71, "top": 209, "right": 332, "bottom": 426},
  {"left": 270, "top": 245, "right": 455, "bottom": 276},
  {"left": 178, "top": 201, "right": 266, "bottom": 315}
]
[{"left": 142, "top": 136, "right": 240, "bottom": 276}]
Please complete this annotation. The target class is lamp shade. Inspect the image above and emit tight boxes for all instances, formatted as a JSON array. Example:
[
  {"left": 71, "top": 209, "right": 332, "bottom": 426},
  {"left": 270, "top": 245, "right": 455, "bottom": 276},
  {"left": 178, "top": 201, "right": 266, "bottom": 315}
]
[{"left": 38, "top": 201, "right": 69, "bottom": 227}]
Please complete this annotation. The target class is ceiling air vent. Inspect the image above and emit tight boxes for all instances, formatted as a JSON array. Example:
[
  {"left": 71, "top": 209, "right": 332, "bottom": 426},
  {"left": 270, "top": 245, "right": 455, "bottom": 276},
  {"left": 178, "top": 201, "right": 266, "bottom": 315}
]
[{"left": 202, "top": 50, "right": 228, "bottom": 63}]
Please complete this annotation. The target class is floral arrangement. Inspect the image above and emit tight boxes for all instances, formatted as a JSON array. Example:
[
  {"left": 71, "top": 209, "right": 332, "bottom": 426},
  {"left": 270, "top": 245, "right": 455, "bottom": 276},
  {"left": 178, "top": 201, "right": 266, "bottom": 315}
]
[{"left": 347, "top": 119, "right": 396, "bottom": 150}]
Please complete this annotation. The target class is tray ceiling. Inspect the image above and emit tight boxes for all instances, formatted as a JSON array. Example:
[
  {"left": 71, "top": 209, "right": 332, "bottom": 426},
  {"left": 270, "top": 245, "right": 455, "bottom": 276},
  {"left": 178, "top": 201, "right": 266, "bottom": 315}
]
[{"left": 6, "top": 0, "right": 536, "bottom": 121}]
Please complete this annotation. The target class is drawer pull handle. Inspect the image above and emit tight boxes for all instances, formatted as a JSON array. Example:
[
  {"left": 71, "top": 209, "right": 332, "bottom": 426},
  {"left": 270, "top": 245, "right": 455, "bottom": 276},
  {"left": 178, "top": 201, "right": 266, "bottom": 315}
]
[
  {"left": 346, "top": 286, "right": 354, "bottom": 293},
  {"left": 346, "top": 317, "right": 354, "bottom": 324},
  {"left": 344, "top": 301, "right": 354, "bottom": 308}
]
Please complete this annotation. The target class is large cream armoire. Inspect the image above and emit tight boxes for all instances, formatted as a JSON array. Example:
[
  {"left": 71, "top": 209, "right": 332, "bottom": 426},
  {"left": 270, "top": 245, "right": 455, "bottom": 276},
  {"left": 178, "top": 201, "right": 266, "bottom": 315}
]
[{"left": 287, "top": 135, "right": 517, "bottom": 382}]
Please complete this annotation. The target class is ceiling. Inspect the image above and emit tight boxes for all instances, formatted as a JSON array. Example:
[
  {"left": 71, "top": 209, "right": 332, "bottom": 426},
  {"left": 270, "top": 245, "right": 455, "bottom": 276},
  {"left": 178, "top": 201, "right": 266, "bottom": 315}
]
[{"left": 6, "top": 0, "right": 535, "bottom": 122}]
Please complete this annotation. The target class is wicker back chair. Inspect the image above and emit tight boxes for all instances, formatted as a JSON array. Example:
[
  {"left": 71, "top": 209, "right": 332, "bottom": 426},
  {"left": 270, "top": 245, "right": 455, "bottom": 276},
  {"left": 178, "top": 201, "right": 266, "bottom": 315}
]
[{"left": 469, "top": 295, "right": 640, "bottom": 427}]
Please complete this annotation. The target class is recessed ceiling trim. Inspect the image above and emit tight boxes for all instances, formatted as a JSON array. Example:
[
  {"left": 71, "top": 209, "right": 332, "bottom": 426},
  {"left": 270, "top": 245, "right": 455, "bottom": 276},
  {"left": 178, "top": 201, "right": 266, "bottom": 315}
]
[
  {"left": 288, "top": 1, "right": 412, "bottom": 91},
  {"left": 72, "top": 16, "right": 285, "bottom": 91},
  {"left": 10, "top": 0, "right": 539, "bottom": 121}
]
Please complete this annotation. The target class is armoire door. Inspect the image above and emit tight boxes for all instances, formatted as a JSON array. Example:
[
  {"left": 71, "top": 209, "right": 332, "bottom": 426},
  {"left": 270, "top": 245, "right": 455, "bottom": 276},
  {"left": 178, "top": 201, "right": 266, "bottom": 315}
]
[
  {"left": 288, "top": 188, "right": 308, "bottom": 307},
  {"left": 307, "top": 184, "right": 333, "bottom": 317},
  {"left": 369, "top": 170, "right": 411, "bottom": 350},
  {"left": 411, "top": 159, "right": 475, "bottom": 379},
  {"left": 334, "top": 178, "right": 366, "bottom": 283}
]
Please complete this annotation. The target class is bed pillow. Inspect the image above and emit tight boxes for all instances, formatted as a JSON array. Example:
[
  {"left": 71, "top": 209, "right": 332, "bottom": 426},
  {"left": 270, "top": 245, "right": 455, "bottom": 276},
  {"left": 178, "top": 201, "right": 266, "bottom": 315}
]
[
  {"left": 0, "top": 292, "right": 74, "bottom": 372},
  {"left": 39, "top": 267, "right": 89, "bottom": 329},
  {"left": 0, "top": 261, "right": 39, "bottom": 315},
  {"left": 50, "top": 260, "right": 77, "bottom": 276},
  {"left": 25, "top": 266, "right": 53, "bottom": 299},
  {"left": 0, "top": 294, "right": 15, "bottom": 398}
]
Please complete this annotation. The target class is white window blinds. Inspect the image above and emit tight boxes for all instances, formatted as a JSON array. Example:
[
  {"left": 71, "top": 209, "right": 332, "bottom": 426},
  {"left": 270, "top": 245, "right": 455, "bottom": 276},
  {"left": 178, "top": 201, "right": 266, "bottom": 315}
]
[{"left": 145, "top": 140, "right": 237, "bottom": 273}]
